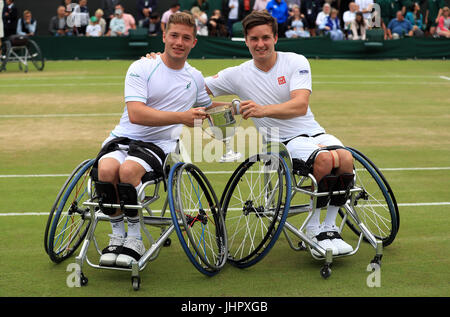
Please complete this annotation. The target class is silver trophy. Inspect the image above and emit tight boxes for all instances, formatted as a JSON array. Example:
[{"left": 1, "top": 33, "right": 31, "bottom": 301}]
[{"left": 204, "top": 100, "right": 242, "bottom": 162}]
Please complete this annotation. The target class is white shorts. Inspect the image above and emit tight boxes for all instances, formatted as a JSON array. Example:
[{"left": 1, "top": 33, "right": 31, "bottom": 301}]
[
  {"left": 98, "top": 136, "right": 163, "bottom": 173},
  {"left": 285, "top": 133, "right": 344, "bottom": 162}
]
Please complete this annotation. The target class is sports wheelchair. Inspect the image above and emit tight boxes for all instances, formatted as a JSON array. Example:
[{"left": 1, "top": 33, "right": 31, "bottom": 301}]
[
  {"left": 220, "top": 142, "right": 399, "bottom": 278},
  {"left": 44, "top": 148, "right": 228, "bottom": 290},
  {"left": 0, "top": 35, "right": 44, "bottom": 72}
]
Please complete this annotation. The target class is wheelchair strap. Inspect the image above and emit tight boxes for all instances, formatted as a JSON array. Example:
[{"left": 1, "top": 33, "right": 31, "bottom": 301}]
[{"left": 281, "top": 132, "right": 325, "bottom": 146}]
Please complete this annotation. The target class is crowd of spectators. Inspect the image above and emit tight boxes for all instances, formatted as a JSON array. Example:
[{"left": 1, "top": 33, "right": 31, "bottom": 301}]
[{"left": 1, "top": 0, "right": 450, "bottom": 43}]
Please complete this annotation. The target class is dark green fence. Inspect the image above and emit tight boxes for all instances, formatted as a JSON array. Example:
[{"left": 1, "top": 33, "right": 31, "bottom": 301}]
[{"left": 32, "top": 36, "right": 450, "bottom": 60}]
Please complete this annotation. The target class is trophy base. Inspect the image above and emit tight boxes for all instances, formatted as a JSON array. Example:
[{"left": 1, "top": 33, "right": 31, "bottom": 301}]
[{"left": 219, "top": 150, "right": 242, "bottom": 163}]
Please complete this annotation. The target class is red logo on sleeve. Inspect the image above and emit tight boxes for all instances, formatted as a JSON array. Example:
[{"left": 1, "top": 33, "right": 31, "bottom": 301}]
[{"left": 278, "top": 76, "right": 286, "bottom": 85}]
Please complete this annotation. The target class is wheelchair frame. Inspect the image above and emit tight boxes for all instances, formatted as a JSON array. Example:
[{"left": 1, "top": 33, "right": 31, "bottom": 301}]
[
  {"left": 0, "top": 38, "right": 44, "bottom": 72},
  {"left": 45, "top": 150, "right": 228, "bottom": 291},
  {"left": 221, "top": 142, "right": 397, "bottom": 278}
]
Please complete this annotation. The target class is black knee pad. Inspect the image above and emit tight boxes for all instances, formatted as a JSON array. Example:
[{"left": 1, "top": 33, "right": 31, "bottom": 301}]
[
  {"left": 330, "top": 173, "right": 355, "bottom": 206},
  {"left": 316, "top": 174, "right": 338, "bottom": 208},
  {"left": 117, "top": 183, "right": 138, "bottom": 217},
  {"left": 95, "top": 181, "right": 117, "bottom": 215}
]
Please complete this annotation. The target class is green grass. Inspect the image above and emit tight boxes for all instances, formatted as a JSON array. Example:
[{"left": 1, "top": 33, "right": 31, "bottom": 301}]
[{"left": 0, "top": 59, "right": 449, "bottom": 297}]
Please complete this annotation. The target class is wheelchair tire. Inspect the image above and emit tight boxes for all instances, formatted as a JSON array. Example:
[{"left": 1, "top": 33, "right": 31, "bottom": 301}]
[
  {"left": 27, "top": 39, "right": 44, "bottom": 71},
  {"left": 0, "top": 40, "right": 11, "bottom": 72},
  {"left": 168, "top": 162, "right": 227, "bottom": 276},
  {"left": 44, "top": 159, "right": 94, "bottom": 263},
  {"left": 340, "top": 148, "right": 399, "bottom": 247},
  {"left": 220, "top": 153, "right": 292, "bottom": 268}
]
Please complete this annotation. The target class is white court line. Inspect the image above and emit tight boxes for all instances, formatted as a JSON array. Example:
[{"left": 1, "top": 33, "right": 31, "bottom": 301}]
[
  {"left": 1, "top": 202, "right": 450, "bottom": 216},
  {"left": 439, "top": 76, "right": 450, "bottom": 81},
  {"left": 1, "top": 167, "right": 449, "bottom": 179},
  {"left": 0, "top": 113, "right": 122, "bottom": 119}
]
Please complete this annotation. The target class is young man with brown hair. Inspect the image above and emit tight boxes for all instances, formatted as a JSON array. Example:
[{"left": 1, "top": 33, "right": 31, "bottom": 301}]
[{"left": 205, "top": 10, "right": 355, "bottom": 256}]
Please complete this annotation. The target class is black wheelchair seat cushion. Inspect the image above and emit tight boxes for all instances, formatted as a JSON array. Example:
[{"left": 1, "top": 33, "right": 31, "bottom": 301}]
[{"left": 292, "top": 158, "right": 313, "bottom": 176}]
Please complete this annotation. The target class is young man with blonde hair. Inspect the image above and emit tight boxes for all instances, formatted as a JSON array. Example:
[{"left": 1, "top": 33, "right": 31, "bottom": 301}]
[{"left": 97, "top": 12, "right": 210, "bottom": 267}]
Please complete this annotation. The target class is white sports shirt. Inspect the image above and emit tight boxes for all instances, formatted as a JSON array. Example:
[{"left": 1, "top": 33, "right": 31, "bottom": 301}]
[
  {"left": 111, "top": 56, "right": 212, "bottom": 153},
  {"left": 205, "top": 52, "right": 325, "bottom": 142}
]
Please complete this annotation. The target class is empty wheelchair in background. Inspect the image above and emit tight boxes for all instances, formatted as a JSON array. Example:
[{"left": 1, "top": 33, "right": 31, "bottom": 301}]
[
  {"left": 220, "top": 142, "right": 399, "bottom": 278},
  {"left": 0, "top": 35, "right": 44, "bottom": 72},
  {"left": 44, "top": 147, "right": 227, "bottom": 290}
]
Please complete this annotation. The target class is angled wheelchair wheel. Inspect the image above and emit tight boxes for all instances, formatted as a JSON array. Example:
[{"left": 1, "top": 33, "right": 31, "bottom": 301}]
[
  {"left": 44, "top": 159, "right": 94, "bottom": 263},
  {"left": 27, "top": 39, "right": 44, "bottom": 71},
  {"left": 220, "top": 153, "right": 292, "bottom": 268},
  {"left": 340, "top": 148, "right": 399, "bottom": 247},
  {"left": 168, "top": 162, "right": 227, "bottom": 276}
]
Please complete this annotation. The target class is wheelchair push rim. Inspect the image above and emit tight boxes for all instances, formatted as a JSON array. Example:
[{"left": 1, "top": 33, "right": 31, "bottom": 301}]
[
  {"left": 220, "top": 153, "right": 292, "bottom": 268},
  {"left": 45, "top": 159, "right": 94, "bottom": 263},
  {"left": 340, "top": 148, "right": 399, "bottom": 247},
  {"left": 168, "top": 162, "right": 228, "bottom": 276}
]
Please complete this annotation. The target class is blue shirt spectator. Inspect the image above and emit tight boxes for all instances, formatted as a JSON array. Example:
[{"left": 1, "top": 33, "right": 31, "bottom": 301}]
[
  {"left": 17, "top": 10, "right": 37, "bottom": 36},
  {"left": 387, "top": 11, "right": 413, "bottom": 38},
  {"left": 266, "top": 0, "right": 289, "bottom": 24}
]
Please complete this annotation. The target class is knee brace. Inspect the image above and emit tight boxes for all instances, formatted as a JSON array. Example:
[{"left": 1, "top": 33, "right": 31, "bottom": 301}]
[
  {"left": 95, "top": 181, "right": 118, "bottom": 215},
  {"left": 117, "top": 183, "right": 138, "bottom": 217},
  {"left": 316, "top": 174, "right": 338, "bottom": 208},
  {"left": 330, "top": 173, "right": 355, "bottom": 206}
]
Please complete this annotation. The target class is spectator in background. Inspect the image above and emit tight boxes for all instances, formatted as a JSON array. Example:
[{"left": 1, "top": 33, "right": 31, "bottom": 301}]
[
  {"left": 387, "top": 10, "right": 413, "bottom": 39},
  {"left": 73, "top": 0, "right": 90, "bottom": 35},
  {"left": 324, "top": 8, "right": 344, "bottom": 40},
  {"left": 191, "top": 6, "right": 208, "bottom": 36},
  {"left": 405, "top": 2, "right": 425, "bottom": 37},
  {"left": 241, "top": 0, "right": 253, "bottom": 19},
  {"left": 207, "top": 9, "right": 228, "bottom": 37},
  {"left": 425, "top": 0, "right": 445, "bottom": 37},
  {"left": 191, "top": 0, "right": 210, "bottom": 13},
  {"left": 100, "top": 0, "right": 120, "bottom": 29},
  {"left": 141, "top": 12, "right": 161, "bottom": 36},
  {"left": 49, "top": 5, "right": 73, "bottom": 36},
  {"left": 95, "top": 8, "right": 107, "bottom": 35},
  {"left": 285, "top": 0, "right": 301, "bottom": 14},
  {"left": 86, "top": 16, "right": 103, "bottom": 36},
  {"left": 136, "top": 0, "right": 157, "bottom": 22},
  {"left": 436, "top": 6, "right": 450, "bottom": 37},
  {"left": 316, "top": 2, "right": 331, "bottom": 33},
  {"left": 107, "top": 6, "right": 126, "bottom": 36},
  {"left": 17, "top": 10, "right": 37, "bottom": 36},
  {"left": 343, "top": 2, "right": 357, "bottom": 34},
  {"left": 285, "top": 4, "right": 310, "bottom": 37},
  {"left": 301, "top": 0, "right": 323, "bottom": 36},
  {"left": 2, "top": 0, "right": 19, "bottom": 38},
  {"left": 0, "top": 0, "right": 4, "bottom": 51},
  {"left": 350, "top": 11, "right": 368, "bottom": 39},
  {"left": 226, "top": 0, "right": 240, "bottom": 37},
  {"left": 354, "top": 0, "right": 373, "bottom": 21},
  {"left": 161, "top": 3, "right": 180, "bottom": 32},
  {"left": 114, "top": 4, "right": 135, "bottom": 35},
  {"left": 266, "top": 0, "right": 289, "bottom": 37},
  {"left": 253, "top": 0, "right": 269, "bottom": 11}
]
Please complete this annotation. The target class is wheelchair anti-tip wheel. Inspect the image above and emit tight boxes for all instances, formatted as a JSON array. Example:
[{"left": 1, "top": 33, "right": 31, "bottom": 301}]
[
  {"left": 220, "top": 153, "right": 292, "bottom": 268},
  {"left": 340, "top": 148, "right": 399, "bottom": 247},
  {"left": 44, "top": 159, "right": 94, "bottom": 263},
  {"left": 168, "top": 162, "right": 227, "bottom": 276}
]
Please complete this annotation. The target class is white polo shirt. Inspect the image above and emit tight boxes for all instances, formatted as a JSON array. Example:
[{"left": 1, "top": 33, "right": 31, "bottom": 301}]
[
  {"left": 205, "top": 51, "right": 325, "bottom": 142},
  {"left": 111, "top": 56, "right": 212, "bottom": 153}
]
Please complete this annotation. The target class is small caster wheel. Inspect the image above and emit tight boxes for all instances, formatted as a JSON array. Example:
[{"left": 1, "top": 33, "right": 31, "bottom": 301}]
[
  {"left": 132, "top": 276, "right": 141, "bottom": 291},
  {"left": 320, "top": 265, "right": 332, "bottom": 279},
  {"left": 297, "top": 242, "right": 307, "bottom": 251},
  {"left": 163, "top": 238, "right": 171, "bottom": 247},
  {"left": 80, "top": 273, "right": 88, "bottom": 286}
]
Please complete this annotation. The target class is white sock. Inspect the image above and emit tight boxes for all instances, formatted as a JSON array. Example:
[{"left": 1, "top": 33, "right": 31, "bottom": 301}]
[
  {"left": 322, "top": 205, "right": 340, "bottom": 230},
  {"left": 127, "top": 216, "right": 141, "bottom": 239},
  {"left": 109, "top": 214, "right": 125, "bottom": 237}
]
